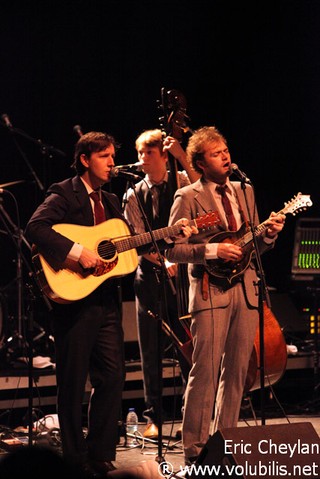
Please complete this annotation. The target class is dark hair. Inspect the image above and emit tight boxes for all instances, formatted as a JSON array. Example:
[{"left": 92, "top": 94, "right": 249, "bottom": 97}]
[{"left": 72, "top": 131, "right": 120, "bottom": 174}]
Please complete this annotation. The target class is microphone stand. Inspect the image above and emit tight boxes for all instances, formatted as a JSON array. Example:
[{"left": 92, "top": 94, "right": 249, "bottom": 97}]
[
  {"left": 2, "top": 124, "right": 66, "bottom": 194},
  {"left": 126, "top": 178, "right": 175, "bottom": 468},
  {"left": 238, "top": 178, "right": 270, "bottom": 426},
  {"left": 121, "top": 180, "right": 131, "bottom": 212}
]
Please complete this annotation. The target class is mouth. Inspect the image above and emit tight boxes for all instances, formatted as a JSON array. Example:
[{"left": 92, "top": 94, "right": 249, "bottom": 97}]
[{"left": 223, "top": 163, "right": 232, "bottom": 176}]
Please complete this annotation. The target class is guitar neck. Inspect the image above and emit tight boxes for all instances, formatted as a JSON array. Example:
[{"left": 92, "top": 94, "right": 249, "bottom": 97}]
[{"left": 115, "top": 223, "right": 184, "bottom": 253}]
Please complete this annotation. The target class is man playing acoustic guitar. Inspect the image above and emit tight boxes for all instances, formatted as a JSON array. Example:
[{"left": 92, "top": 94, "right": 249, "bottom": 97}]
[
  {"left": 25, "top": 131, "right": 197, "bottom": 477},
  {"left": 165, "top": 126, "right": 286, "bottom": 465}
]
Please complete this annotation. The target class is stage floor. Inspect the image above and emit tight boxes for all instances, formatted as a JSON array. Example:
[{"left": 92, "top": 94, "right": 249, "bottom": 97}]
[
  {"left": 1, "top": 414, "right": 319, "bottom": 477},
  {"left": 0, "top": 352, "right": 319, "bottom": 477},
  {"left": 112, "top": 416, "right": 320, "bottom": 475}
]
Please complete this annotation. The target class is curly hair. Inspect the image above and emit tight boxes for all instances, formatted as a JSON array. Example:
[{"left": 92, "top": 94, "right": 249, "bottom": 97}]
[{"left": 186, "top": 126, "right": 227, "bottom": 174}]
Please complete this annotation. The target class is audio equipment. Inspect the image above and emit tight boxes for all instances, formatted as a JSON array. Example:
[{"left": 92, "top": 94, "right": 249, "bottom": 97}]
[{"left": 189, "top": 422, "right": 320, "bottom": 478}]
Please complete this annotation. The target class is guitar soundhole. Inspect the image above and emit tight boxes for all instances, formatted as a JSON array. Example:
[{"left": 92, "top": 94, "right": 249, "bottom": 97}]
[{"left": 98, "top": 240, "right": 116, "bottom": 260}]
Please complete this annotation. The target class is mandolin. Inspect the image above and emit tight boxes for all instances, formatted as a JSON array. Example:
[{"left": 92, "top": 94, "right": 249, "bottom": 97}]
[{"left": 205, "top": 193, "right": 312, "bottom": 286}]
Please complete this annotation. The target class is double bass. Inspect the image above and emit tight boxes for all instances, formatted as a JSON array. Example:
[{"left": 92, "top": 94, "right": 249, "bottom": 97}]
[
  {"left": 245, "top": 301, "right": 287, "bottom": 392},
  {"left": 164, "top": 299, "right": 288, "bottom": 393},
  {"left": 158, "top": 87, "right": 194, "bottom": 317},
  {"left": 158, "top": 87, "right": 193, "bottom": 191}
]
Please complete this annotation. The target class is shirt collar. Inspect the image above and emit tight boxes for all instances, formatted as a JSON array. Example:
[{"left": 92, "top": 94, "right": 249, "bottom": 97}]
[
  {"left": 144, "top": 170, "right": 168, "bottom": 188},
  {"left": 209, "top": 178, "right": 233, "bottom": 194},
  {"left": 80, "top": 177, "right": 101, "bottom": 196}
]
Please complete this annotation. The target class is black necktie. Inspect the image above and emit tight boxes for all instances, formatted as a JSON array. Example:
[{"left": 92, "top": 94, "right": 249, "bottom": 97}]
[
  {"left": 152, "top": 183, "right": 165, "bottom": 218},
  {"left": 216, "top": 185, "right": 237, "bottom": 231},
  {"left": 90, "top": 191, "right": 106, "bottom": 225}
]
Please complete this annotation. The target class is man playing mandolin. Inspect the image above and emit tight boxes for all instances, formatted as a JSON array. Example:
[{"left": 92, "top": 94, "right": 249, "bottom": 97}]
[{"left": 165, "top": 126, "right": 286, "bottom": 465}]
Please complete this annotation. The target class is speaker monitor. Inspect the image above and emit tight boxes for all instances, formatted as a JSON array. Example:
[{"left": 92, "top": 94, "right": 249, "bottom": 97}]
[{"left": 189, "top": 422, "right": 320, "bottom": 478}]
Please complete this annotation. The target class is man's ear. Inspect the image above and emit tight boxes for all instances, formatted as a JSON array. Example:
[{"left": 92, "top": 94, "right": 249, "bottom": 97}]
[
  {"left": 80, "top": 153, "right": 89, "bottom": 169},
  {"left": 196, "top": 159, "right": 205, "bottom": 172}
]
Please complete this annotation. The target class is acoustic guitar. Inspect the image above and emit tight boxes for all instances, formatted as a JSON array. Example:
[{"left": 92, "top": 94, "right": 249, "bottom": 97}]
[
  {"left": 205, "top": 192, "right": 312, "bottom": 286},
  {"left": 32, "top": 212, "right": 220, "bottom": 304}
]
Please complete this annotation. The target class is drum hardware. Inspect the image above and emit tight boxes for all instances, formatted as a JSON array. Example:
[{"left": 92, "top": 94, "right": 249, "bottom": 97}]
[
  {"left": 0, "top": 180, "right": 26, "bottom": 189},
  {"left": 0, "top": 188, "right": 33, "bottom": 347},
  {"left": 0, "top": 188, "right": 53, "bottom": 445}
]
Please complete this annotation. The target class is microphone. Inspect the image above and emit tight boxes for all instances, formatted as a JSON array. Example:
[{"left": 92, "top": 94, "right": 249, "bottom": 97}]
[
  {"left": 73, "top": 124, "right": 83, "bottom": 137},
  {"left": 231, "top": 163, "right": 252, "bottom": 184},
  {"left": 1, "top": 113, "right": 13, "bottom": 129},
  {"left": 115, "top": 161, "right": 144, "bottom": 172},
  {"left": 110, "top": 169, "right": 142, "bottom": 181}
]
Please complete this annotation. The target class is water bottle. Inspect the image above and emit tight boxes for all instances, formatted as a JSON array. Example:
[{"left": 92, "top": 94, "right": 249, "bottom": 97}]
[{"left": 126, "top": 407, "right": 139, "bottom": 447}]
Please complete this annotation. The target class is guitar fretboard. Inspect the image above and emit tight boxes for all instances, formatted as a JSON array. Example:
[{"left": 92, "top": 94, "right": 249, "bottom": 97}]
[{"left": 115, "top": 224, "right": 182, "bottom": 253}]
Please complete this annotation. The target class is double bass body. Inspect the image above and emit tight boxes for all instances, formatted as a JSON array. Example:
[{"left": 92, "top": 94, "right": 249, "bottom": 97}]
[
  {"left": 177, "top": 301, "right": 287, "bottom": 393},
  {"left": 245, "top": 301, "right": 287, "bottom": 393}
]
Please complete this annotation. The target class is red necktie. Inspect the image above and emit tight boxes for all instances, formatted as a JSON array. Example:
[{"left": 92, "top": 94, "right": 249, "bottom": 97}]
[
  {"left": 90, "top": 191, "right": 106, "bottom": 225},
  {"left": 216, "top": 185, "right": 237, "bottom": 231}
]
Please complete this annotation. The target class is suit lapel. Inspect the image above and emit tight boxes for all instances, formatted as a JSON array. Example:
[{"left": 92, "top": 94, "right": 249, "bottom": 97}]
[
  {"left": 72, "top": 176, "right": 95, "bottom": 225},
  {"left": 192, "top": 179, "right": 217, "bottom": 213}
]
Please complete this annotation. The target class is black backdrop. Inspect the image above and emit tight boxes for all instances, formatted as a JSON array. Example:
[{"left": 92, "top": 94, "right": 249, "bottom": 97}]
[{"left": 1, "top": 0, "right": 319, "bottom": 308}]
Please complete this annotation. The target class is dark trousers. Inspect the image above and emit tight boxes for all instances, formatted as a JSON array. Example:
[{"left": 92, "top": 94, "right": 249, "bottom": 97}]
[
  {"left": 134, "top": 263, "right": 190, "bottom": 423},
  {"left": 52, "top": 287, "right": 125, "bottom": 465}
]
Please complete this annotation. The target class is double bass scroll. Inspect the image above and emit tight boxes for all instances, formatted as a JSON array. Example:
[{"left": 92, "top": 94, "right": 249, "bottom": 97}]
[{"left": 157, "top": 87, "right": 194, "bottom": 190}]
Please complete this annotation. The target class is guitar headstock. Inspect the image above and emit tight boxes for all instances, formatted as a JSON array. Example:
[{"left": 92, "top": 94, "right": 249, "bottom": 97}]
[
  {"left": 283, "top": 193, "right": 313, "bottom": 216},
  {"left": 194, "top": 211, "right": 221, "bottom": 231}
]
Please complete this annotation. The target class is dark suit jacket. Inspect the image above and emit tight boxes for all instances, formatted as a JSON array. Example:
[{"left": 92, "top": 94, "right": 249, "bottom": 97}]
[
  {"left": 25, "top": 175, "right": 169, "bottom": 269},
  {"left": 25, "top": 176, "right": 125, "bottom": 263},
  {"left": 166, "top": 178, "right": 274, "bottom": 312}
]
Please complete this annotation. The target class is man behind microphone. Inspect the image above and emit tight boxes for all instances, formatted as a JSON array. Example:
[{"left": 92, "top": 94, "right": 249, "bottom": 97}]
[
  {"left": 164, "top": 125, "right": 285, "bottom": 465},
  {"left": 25, "top": 131, "right": 196, "bottom": 476},
  {"left": 123, "top": 128, "right": 200, "bottom": 439}
]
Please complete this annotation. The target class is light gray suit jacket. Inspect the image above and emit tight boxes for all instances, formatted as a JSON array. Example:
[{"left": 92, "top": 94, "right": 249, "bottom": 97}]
[{"left": 166, "top": 178, "right": 274, "bottom": 313}]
